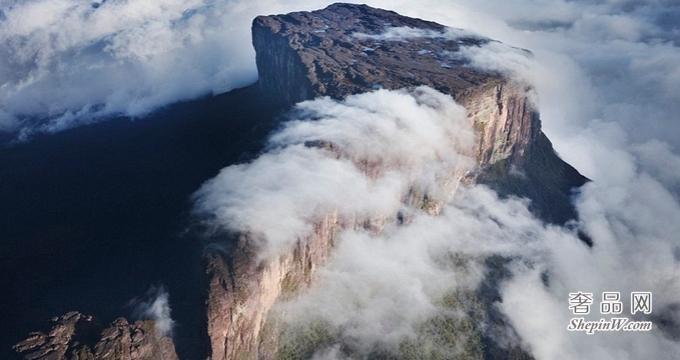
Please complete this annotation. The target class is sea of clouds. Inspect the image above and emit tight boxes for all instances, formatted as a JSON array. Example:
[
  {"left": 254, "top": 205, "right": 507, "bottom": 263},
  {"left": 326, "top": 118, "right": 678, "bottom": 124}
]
[{"left": 3, "top": 0, "right": 680, "bottom": 358}]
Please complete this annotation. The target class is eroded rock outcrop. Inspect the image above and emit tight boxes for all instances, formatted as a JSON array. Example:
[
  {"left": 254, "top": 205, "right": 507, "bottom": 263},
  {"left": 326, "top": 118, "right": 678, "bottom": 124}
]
[
  {"left": 14, "top": 312, "right": 177, "bottom": 360},
  {"left": 206, "top": 3, "right": 586, "bottom": 360}
]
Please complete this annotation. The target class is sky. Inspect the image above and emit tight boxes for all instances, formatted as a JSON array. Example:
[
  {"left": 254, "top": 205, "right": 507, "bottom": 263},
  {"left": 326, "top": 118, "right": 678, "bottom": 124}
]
[{"left": 2, "top": 0, "right": 680, "bottom": 359}]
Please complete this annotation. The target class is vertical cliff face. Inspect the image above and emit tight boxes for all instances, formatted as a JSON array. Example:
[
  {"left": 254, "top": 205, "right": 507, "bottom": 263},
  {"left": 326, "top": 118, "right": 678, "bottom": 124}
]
[
  {"left": 206, "top": 212, "right": 340, "bottom": 360},
  {"left": 460, "top": 81, "right": 586, "bottom": 223},
  {"left": 14, "top": 312, "right": 177, "bottom": 360},
  {"left": 461, "top": 81, "right": 539, "bottom": 166},
  {"left": 204, "top": 4, "right": 587, "bottom": 360}
]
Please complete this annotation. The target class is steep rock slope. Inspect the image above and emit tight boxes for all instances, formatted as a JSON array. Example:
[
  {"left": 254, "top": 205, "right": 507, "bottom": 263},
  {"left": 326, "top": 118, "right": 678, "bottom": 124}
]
[{"left": 206, "top": 3, "right": 586, "bottom": 360}]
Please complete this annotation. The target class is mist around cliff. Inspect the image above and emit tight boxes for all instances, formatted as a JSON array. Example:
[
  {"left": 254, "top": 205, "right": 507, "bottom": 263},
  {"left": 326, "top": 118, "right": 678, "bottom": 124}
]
[
  {"left": 187, "top": 2, "right": 680, "bottom": 355},
  {"left": 129, "top": 285, "right": 175, "bottom": 338},
  {"left": 193, "top": 86, "right": 474, "bottom": 259},
  {"left": 192, "top": 85, "right": 680, "bottom": 359},
  {"left": 3, "top": 0, "right": 680, "bottom": 359}
]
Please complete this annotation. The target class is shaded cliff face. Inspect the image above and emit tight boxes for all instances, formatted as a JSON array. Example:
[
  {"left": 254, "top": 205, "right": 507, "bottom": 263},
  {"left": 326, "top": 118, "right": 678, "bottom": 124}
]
[
  {"left": 203, "top": 3, "right": 587, "bottom": 360},
  {"left": 14, "top": 312, "right": 177, "bottom": 360}
]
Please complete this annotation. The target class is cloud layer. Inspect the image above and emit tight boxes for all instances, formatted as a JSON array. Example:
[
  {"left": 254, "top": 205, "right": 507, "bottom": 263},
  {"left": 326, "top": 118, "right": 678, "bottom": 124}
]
[
  {"left": 0, "top": 0, "right": 332, "bottom": 135},
  {"left": 193, "top": 86, "right": 473, "bottom": 258}
]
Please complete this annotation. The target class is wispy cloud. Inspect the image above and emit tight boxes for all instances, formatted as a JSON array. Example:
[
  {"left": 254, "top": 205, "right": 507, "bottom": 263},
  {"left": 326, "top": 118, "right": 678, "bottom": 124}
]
[
  {"left": 130, "top": 285, "right": 175, "bottom": 338},
  {"left": 193, "top": 86, "right": 473, "bottom": 258}
]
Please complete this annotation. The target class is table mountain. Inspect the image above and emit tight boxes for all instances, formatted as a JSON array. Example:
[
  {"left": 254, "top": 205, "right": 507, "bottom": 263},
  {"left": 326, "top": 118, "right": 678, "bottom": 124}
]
[
  {"left": 205, "top": 3, "right": 585, "bottom": 360},
  {"left": 16, "top": 4, "right": 586, "bottom": 360}
]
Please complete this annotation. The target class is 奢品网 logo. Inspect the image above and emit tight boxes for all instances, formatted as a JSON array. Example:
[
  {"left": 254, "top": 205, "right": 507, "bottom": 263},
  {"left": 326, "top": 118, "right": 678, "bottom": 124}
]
[{"left": 567, "top": 291, "right": 653, "bottom": 334}]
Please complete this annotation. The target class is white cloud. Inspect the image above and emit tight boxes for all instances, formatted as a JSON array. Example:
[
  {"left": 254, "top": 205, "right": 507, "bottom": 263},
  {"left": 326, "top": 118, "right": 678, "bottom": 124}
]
[
  {"left": 275, "top": 144, "right": 680, "bottom": 358},
  {"left": 131, "top": 285, "right": 175, "bottom": 338},
  {"left": 0, "top": 0, "right": 335, "bottom": 135},
  {"left": 633, "top": 140, "right": 680, "bottom": 189},
  {"left": 404, "top": 2, "right": 680, "bottom": 357},
  {"left": 4, "top": 0, "right": 680, "bottom": 148},
  {"left": 498, "top": 166, "right": 680, "bottom": 359},
  {"left": 277, "top": 185, "right": 555, "bottom": 354},
  {"left": 191, "top": 81, "right": 680, "bottom": 360},
  {"left": 353, "top": 26, "right": 476, "bottom": 42},
  {"left": 193, "top": 86, "right": 473, "bottom": 258}
]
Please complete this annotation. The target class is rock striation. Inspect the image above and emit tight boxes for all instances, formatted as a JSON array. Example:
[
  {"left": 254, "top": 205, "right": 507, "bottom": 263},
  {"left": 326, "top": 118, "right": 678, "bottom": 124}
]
[
  {"left": 205, "top": 212, "right": 340, "bottom": 360},
  {"left": 14, "top": 312, "right": 177, "bottom": 360}
]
